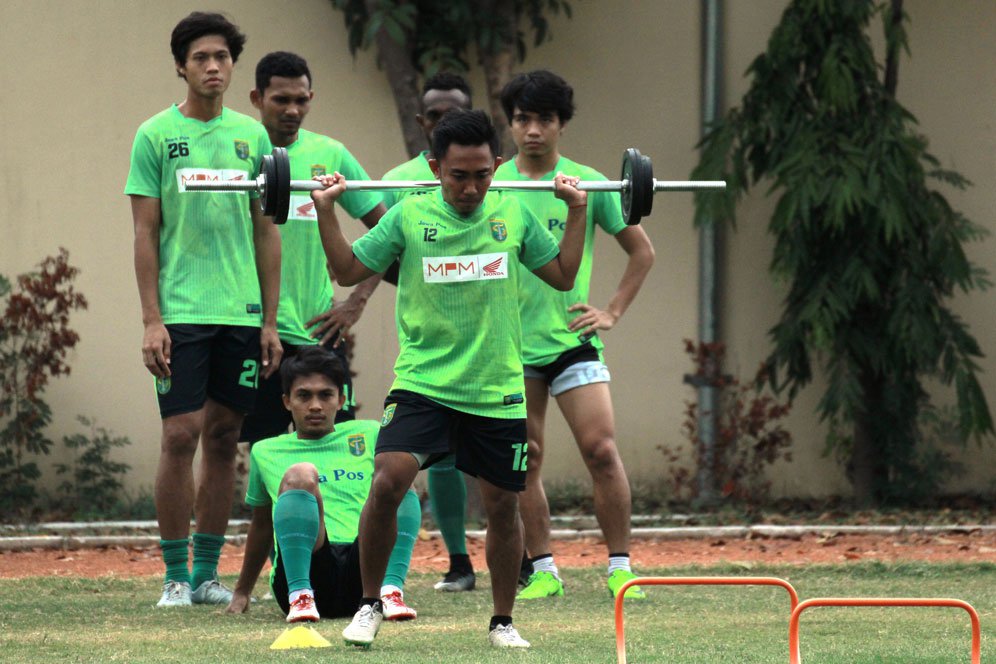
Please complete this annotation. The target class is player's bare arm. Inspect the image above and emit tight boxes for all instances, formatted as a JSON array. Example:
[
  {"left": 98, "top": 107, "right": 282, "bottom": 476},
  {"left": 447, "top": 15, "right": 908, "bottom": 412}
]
[
  {"left": 312, "top": 173, "right": 377, "bottom": 286},
  {"left": 131, "top": 195, "right": 171, "bottom": 379},
  {"left": 531, "top": 173, "right": 587, "bottom": 291},
  {"left": 567, "top": 224, "right": 655, "bottom": 336},
  {"left": 252, "top": 204, "right": 283, "bottom": 377},
  {"left": 226, "top": 504, "right": 274, "bottom": 614}
]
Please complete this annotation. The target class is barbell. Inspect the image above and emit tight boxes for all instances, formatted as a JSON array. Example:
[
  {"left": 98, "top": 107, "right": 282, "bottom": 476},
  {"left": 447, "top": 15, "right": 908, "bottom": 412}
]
[{"left": 184, "top": 146, "right": 726, "bottom": 225}]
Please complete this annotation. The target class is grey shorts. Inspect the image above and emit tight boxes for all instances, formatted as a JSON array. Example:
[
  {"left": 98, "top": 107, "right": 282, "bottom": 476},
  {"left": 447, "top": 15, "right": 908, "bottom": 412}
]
[{"left": 524, "top": 343, "right": 611, "bottom": 397}]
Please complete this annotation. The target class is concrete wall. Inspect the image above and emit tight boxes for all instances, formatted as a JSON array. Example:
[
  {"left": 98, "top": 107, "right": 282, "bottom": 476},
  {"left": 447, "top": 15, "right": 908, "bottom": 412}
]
[{"left": 0, "top": 0, "right": 992, "bottom": 501}]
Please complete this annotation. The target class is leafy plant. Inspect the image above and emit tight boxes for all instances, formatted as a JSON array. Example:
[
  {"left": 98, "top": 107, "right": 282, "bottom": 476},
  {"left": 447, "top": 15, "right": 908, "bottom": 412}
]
[
  {"left": 55, "top": 416, "right": 131, "bottom": 517},
  {"left": 692, "top": 0, "right": 991, "bottom": 504},
  {"left": 662, "top": 340, "right": 793, "bottom": 506},
  {"left": 0, "top": 249, "right": 88, "bottom": 516}
]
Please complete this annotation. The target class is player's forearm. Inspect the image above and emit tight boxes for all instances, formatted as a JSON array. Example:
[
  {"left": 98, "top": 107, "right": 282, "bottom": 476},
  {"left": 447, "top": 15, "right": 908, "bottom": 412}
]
[
  {"left": 133, "top": 227, "right": 163, "bottom": 325},
  {"left": 604, "top": 227, "right": 656, "bottom": 320},
  {"left": 317, "top": 207, "right": 367, "bottom": 286},
  {"left": 253, "top": 221, "right": 281, "bottom": 327},
  {"left": 234, "top": 512, "right": 272, "bottom": 594},
  {"left": 605, "top": 243, "right": 655, "bottom": 320},
  {"left": 347, "top": 271, "right": 382, "bottom": 306},
  {"left": 359, "top": 203, "right": 387, "bottom": 230},
  {"left": 554, "top": 204, "right": 588, "bottom": 288}
]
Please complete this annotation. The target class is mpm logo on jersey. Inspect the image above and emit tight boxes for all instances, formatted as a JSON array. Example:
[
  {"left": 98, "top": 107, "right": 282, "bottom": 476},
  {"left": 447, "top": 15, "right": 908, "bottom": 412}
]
[{"left": 422, "top": 253, "right": 508, "bottom": 283}]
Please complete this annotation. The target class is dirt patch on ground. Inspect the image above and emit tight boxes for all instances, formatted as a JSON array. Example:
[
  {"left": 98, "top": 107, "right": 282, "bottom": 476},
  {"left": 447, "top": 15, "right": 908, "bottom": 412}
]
[{"left": 2, "top": 531, "right": 994, "bottom": 579}]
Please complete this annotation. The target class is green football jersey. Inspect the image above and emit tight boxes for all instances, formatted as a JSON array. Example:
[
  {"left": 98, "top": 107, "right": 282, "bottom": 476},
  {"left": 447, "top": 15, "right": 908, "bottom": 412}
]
[
  {"left": 125, "top": 105, "right": 272, "bottom": 326},
  {"left": 353, "top": 190, "right": 560, "bottom": 418},
  {"left": 381, "top": 152, "right": 435, "bottom": 209},
  {"left": 246, "top": 420, "right": 379, "bottom": 550},
  {"left": 278, "top": 130, "right": 383, "bottom": 344},
  {"left": 495, "top": 157, "right": 628, "bottom": 366}
]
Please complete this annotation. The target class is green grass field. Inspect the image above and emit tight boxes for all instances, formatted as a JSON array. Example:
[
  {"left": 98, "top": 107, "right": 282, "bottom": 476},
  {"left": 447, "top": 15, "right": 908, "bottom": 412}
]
[{"left": 0, "top": 562, "right": 991, "bottom": 663}]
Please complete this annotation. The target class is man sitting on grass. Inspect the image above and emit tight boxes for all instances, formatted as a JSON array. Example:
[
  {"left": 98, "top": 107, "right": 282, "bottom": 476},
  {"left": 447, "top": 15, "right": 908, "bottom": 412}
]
[{"left": 225, "top": 345, "right": 421, "bottom": 622}]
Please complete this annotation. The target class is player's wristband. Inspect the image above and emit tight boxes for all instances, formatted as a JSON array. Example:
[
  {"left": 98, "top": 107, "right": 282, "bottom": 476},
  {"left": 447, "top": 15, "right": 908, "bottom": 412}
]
[{"left": 568, "top": 203, "right": 588, "bottom": 210}]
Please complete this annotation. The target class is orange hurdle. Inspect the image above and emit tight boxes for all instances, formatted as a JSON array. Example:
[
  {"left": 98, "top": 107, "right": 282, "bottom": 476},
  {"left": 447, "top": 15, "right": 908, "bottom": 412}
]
[
  {"left": 614, "top": 576, "right": 800, "bottom": 664},
  {"left": 789, "top": 597, "right": 982, "bottom": 664}
]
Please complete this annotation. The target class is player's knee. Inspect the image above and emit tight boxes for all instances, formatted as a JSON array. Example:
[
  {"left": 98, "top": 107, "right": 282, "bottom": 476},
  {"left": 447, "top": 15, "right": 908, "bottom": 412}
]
[
  {"left": 482, "top": 490, "right": 519, "bottom": 529},
  {"left": 280, "top": 463, "right": 319, "bottom": 492},
  {"left": 370, "top": 469, "right": 409, "bottom": 506},
  {"left": 202, "top": 418, "right": 242, "bottom": 448},
  {"left": 581, "top": 435, "right": 622, "bottom": 475},
  {"left": 160, "top": 424, "right": 198, "bottom": 458},
  {"left": 526, "top": 437, "right": 545, "bottom": 468}
]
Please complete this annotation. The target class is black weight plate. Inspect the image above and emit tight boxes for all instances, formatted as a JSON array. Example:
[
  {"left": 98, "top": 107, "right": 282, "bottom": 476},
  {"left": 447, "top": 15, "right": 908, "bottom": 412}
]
[
  {"left": 620, "top": 148, "right": 637, "bottom": 225},
  {"left": 639, "top": 152, "right": 654, "bottom": 218},
  {"left": 272, "top": 146, "right": 291, "bottom": 225},
  {"left": 260, "top": 153, "right": 278, "bottom": 217}
]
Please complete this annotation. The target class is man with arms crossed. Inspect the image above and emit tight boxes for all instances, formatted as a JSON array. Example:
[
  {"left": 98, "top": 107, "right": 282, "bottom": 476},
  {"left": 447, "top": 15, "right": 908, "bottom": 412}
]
[
  {"left": 125, "top": 11, "right": 282, "bottom": 608},
  {"left": 382, "top": 72, "right": 479, "bottom": 593},
  {"left": 497, "top": 70, "right": 655, "bottom": 601},
  {"left": 243, "top": 50, "right": 387, "bottom": 434},
  {"left": 312, "top": 109, "right": 587, "bottom": 649},
  {"left": 225, "top": 346, "right": 420, "bottom": 624}
]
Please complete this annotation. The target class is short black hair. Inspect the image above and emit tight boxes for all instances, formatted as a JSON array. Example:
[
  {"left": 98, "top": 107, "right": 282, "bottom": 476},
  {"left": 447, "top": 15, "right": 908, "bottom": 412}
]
[
  {"left": 280, "top": 346, "right": 347, "bottom": 395},
  {"left": 431, "top": 109, "right": 499, "bottom": 161},
  {"left": 255, "top": 51, "right": 312, "bottom": 92},
  {"left": 500, "top": 69, "right": 575, "bottom": 123},
  {"left": 422, "top": 71, "right": 472, "bottom": 102},
  {"left": 170, "top": 12, "right": 247, "bottom": 71}
]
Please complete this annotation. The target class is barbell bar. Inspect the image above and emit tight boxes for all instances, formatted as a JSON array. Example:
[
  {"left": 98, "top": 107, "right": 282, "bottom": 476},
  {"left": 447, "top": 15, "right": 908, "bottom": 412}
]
[{"left": 184, "top": 146, "right": 726, "bottom": 225}]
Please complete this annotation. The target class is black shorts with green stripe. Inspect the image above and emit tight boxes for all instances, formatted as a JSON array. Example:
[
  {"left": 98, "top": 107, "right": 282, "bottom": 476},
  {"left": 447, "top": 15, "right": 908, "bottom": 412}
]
[
  {"left": 376, "top": 390, "right": 528, "bottom": 492},
  {"left": 154, "top": 324, "right": 260, "bottom": 419}
]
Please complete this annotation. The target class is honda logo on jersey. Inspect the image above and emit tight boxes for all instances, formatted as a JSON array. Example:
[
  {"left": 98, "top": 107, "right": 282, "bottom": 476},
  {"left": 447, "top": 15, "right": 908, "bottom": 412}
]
[
  {"left": 422, "top": 253, "right": 508, "bottom": 283},
  {"left": 289, "top": 194, "right": 317, "bottom": 220}
]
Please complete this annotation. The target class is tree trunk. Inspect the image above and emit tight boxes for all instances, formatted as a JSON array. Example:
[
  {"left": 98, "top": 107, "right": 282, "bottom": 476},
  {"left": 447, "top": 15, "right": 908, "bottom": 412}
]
[
  {"left": 365, "top": 0, "right": 427, "bottom": 158},
  {"left": 476, "top": 0, "right": 518, "bottom": 159},
  {"left": 883, "top": 0, "right": 904, "bottom": 96},
  {"left": 851, "top": 369, "right": 887, "bottom": 506}
]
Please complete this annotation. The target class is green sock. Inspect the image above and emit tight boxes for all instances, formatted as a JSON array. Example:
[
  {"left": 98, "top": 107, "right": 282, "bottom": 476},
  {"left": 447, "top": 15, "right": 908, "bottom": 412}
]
[
  {"left": 160, "top": 538, "right": 190, "bottom": 585},
  {"left": 383, "top": 489, "right": 421, "bottom": 590},
  {"left": 191, "top": 532, "right": 226, "bottom": 589},
  {"left": 273, "top": 489, "right": 320, "bottom": 593},
  {"left": 428, "top": 455, "right": 468, "bottom": 555}
]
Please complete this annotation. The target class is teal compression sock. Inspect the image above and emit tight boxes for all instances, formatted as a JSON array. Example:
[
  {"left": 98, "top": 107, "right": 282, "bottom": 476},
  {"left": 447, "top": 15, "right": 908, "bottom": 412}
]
[
  {"left": 160, "top": 538, "right": 190, "bottom": 585},
  {"left": 191, "top": 533, "right": 225, "bottom": 589},
  {"left": 428, "top": 455, "right": 468, "bottom": 555},
  {"left": 383, "top": 489, "right": 421, "bottom": 590},
  {"left": 273, "top": 489, "right": 320, "bottom": 593}
]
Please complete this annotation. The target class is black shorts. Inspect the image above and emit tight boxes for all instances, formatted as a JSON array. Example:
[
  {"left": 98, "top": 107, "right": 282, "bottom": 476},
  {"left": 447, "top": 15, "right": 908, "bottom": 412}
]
[
  {"left": 240, "top": 339, "right": 355, "bottom": 444},
  {"left": 272, "top": 539, "right": 362, "bottom": 619},
  {"left": 155, "top": 324, "right": 260, "bottom": 419},
  {"left": 524, "top": 341, "right": 600, "bottom": 384},
  {"left": 376, "top": 390, "right": 528, "bottom": 492}
]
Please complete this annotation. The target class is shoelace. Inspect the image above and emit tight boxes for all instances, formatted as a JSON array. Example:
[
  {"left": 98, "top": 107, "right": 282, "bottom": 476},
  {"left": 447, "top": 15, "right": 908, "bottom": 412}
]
[
  {"left": 165, "top": 582, "right": 187, "bottom": 598},
  {"left": 382, "top": 591, "right": 403, "bottom": 607},
  {"left": 290, "top": 594, "right": 315, "bottom": 611},
  {"left": 355, "top": 606, "right": 378, "bottom": 627}
]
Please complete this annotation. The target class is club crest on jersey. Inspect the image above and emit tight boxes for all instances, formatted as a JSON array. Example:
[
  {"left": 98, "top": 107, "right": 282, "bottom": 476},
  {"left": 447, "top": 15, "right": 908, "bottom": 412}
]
[
  {"left": 381, "top": 403, "right": 397, "bottom": 427},
  {"left": 490, "top": 220, "right": 508, "bottom": 242},
  {"left": 311, "top": 165, "right": 326, "bottom": 178},
  {"left": 155, "top": 376, "right": 172, "bottom": 395},
  {"left": 348, "top": 434, "right": 366, "bottom": 456},
  {"left": 234, "top": 140, "right": 250, "bottom": 159}
]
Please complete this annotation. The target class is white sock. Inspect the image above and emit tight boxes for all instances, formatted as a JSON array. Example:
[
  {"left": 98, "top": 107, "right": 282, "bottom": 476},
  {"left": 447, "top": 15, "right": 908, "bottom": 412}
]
[
  {"left": 608, "top": 554, "right": 631, "bottom": 575},
  {"left": 289, "top": 588, "right": 313, "bottom": 604},
  {"left": 532, "top": 554, "right": 560, "bottom": 579},
  {"left": 381, "top": 584, "right": 402, "bottom": 597}
]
